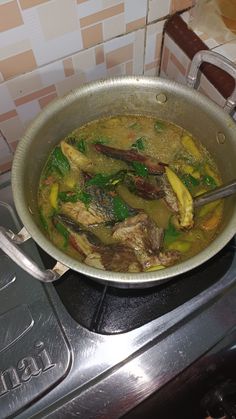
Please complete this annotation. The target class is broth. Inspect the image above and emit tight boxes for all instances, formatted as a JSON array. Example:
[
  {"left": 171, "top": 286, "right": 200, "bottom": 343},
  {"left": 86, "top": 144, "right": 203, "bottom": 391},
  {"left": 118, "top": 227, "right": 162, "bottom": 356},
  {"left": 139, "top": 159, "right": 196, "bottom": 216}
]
[{"left": 38, "top": 115, "right": 223, "bottom": 273}]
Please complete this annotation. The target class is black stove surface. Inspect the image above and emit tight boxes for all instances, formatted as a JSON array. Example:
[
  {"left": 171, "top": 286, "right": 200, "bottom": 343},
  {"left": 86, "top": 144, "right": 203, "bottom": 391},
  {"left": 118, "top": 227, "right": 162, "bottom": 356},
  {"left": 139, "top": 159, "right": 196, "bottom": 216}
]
[{"left": 38, "top": 240, "right": 235, "bottom": 335}]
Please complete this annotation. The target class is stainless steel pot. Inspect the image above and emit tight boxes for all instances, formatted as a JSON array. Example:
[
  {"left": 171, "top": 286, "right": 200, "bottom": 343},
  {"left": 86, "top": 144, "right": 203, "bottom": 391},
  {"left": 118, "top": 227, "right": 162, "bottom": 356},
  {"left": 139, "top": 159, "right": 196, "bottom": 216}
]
[{"left": 1, "top": 51, "right": 236, "bottom": 288}]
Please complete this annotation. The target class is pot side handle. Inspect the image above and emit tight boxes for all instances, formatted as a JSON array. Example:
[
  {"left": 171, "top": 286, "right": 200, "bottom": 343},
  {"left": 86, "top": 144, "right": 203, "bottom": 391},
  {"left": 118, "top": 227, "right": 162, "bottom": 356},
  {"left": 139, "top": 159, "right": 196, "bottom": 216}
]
[
  {"left": 187, "top": 50, "right": 236, "bottom": 115},
  {"left": 0, "top": 226, "right": 69, "bottom": 282}
]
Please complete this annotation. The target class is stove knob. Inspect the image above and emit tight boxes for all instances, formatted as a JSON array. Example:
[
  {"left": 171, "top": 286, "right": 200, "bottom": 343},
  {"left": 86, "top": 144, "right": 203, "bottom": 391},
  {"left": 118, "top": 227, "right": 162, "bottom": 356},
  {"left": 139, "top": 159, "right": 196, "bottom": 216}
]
[{"left": 201, "top": 380, "right": 236, "bottom": 419}]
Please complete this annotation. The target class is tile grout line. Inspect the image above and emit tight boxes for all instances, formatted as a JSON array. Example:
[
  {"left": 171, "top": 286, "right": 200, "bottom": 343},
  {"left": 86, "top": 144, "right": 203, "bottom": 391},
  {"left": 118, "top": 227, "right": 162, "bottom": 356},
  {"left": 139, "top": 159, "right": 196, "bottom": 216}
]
[{"left": 142, "top": 0, "right": 150, "bottom": 75}]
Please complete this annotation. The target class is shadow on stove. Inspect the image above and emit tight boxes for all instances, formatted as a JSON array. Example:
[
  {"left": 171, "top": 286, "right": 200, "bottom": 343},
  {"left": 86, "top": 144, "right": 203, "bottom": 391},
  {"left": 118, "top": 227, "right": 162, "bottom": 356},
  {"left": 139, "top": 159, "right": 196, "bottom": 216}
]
[{"left": 37, "top": 239, "right": 235, "bottom": 335}]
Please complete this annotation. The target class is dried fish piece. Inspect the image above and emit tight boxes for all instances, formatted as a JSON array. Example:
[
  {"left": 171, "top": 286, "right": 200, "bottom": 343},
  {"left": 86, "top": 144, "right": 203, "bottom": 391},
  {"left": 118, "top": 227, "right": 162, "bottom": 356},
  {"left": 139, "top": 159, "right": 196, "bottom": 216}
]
[
  {"left": 53, "top": 214, "right": 141, "bottom": 272},
  {"left": 94, "top": 143, "right": 167, "bottom": 175},
  {"left": 112, "top": 213, "right": 180, "bottom": 268}
]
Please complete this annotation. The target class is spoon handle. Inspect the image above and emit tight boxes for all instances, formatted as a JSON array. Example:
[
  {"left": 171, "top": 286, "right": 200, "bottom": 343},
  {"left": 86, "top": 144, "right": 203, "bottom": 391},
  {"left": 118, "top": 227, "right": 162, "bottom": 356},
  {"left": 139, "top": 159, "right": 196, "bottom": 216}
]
[{"left": 194, "top": 179, "right": 236, "bottom": 208}]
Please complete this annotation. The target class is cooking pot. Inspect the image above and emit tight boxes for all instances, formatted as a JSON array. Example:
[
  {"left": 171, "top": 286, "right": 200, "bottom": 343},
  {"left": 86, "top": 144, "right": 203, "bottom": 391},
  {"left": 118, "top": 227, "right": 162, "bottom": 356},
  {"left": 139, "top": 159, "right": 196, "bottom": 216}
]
[{"left": 1, "top": 50, "right": 236, "bottom": 288}]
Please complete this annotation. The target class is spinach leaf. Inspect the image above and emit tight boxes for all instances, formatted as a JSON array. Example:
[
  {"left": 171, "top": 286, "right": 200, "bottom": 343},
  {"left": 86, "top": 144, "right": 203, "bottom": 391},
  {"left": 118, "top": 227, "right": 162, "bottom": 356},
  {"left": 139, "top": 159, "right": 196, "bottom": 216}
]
[
  {"left": 59, "top": 190, "right": 91, "bottom": 205},
  {"left": 113, "top": 196, "right": 130, "bottom": 221},
  {"left": 54, "top": 221, "right": 69, "bottom": 248},
  {"left": 131, "top": 162, "right": 148, "bottom": 177},
  {"left": 76, "top": 138, "right": 86, "bottom": 153},
  {"left": 86, "top": 171, "right": 126, "bottom": 188},
  {"left": 181, "top": 174, "right": 200, "bottom": 191},
  {"left": 50, "top": 147, "right": 70, "bottom": 176},
  {"left": 132, "top": 137, "right": 145, "bottom": 150},
  {"left": 164, "top": 218, "right": 181, "bottom": 246},
  {"left": 202, "top": 175, "right": 217, "bottom": 189}
]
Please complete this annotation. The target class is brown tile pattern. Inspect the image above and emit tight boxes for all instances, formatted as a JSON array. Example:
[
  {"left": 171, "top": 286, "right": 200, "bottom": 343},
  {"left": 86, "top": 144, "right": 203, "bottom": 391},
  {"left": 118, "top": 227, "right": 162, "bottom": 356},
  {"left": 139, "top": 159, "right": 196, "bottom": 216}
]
[
  {"left": 0, "top": 110, "right": 18, "bottom": 123},
  {"left": 82, "top": 23, "right": 103, "bottom": 49},
  {"left": 14, "top": 85, "right": 56, "bottom": 106},
  {"left": 145, "top": 61, "right": 158, "bottom": 71},
  {"left": 80, "top": 4, "right": 124, "bottom": 28},
  {"left": 0, "top": 0, "right": 200, "bottom": 173},
  {"left": 0, "top": 160, "right": 13, "bottom": 174},
  {"left": 39, "top": 92, "right": 58, "bottom": 109},
  {"left": 0, "top": 1, "right": 23, "bottom": 32},
  {"left": 126, "top": 17, "right": 146, "bottom": 32},
  {"left": 63, "top": 58, "right": 75, "bottom": 77},
  {"left": 106, "top": 44, "right": 133, "bottom": 68},
  {"left": 19, "top": 0, "right": 49, "bottom": 9},
  {"left": 95, "top": 45, "right": 105, "bottom": 65},
  {"left": 0, "top": 50, "right": 37, "bottom": 81},
  {"left": 171, "top": 0, "right": 193, "bottom": 13}
]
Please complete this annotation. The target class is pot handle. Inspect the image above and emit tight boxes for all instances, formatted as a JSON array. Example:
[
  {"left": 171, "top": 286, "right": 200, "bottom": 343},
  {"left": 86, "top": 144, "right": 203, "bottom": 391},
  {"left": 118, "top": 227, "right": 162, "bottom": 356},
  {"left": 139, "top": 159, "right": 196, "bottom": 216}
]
[
  {"left": 187, "top": 50, "right": 236, "bottom": 115},
  {"left": 0, "top": 226, "right": 69, "bottom": 282}
]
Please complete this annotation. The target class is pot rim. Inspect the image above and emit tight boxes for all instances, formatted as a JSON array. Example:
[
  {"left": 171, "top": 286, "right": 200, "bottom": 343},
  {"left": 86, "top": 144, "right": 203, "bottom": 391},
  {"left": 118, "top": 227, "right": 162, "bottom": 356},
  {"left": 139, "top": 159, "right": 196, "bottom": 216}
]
[{"left": 11, "top": 75, "right": 236, "bottom": 287}]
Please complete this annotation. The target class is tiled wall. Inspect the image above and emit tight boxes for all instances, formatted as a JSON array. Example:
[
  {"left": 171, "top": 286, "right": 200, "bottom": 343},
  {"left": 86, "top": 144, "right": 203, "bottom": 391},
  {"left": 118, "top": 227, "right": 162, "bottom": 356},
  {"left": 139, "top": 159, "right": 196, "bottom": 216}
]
[{"left": 0, "top": 0, "right": 194, "bottom": 173}]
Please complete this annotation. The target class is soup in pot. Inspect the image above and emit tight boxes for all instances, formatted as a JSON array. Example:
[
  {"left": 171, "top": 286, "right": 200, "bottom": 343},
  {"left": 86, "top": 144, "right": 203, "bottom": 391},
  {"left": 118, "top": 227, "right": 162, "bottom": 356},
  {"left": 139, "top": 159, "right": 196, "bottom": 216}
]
[{"left": 38, "top": 115, "right": 223, "bottom": 273}]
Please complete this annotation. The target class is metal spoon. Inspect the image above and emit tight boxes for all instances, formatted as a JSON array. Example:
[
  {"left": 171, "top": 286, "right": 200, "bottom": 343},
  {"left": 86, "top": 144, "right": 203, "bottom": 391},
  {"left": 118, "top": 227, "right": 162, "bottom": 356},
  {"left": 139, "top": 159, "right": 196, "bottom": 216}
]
[{"left": 194, "top": 179, "right": 236, "bottom": 208}]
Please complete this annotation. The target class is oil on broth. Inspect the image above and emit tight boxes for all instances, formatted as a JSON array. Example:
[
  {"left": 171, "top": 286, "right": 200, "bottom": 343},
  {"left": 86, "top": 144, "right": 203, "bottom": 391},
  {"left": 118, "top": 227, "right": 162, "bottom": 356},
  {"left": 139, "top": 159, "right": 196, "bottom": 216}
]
[{"left": 38, "top": 115, "right": 223, "bottom": 273}]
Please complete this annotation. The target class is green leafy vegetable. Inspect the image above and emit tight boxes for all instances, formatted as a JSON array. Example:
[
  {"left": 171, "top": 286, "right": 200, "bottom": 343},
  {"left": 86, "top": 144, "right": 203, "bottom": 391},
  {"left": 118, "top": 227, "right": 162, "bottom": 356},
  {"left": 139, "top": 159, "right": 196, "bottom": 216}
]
[
  {"left": 154, "top": 121, "right": 165, "bottom": 133},
  {"left": 76, "top": 138, "right": 86, "bottom": 153},
  {"left": 54, "top": 221, "right": 69, "bottom": 248},
  {"left": 113, "top": 196, "right": 130, "bottom": 221},
  {"left": 180, "top": 174, "right": 200, "bottom": 191},
  {"left": 48, "top": 146, "right": 70, "bottom": 176},
  {"left": 164, "top": 218, "right": 181, "bottom": 246},
  {"left": 202, "top": 175, "right": 217, "bottom": 189},
  {"left": 86, "top": 171, "right": 126, "bottom": 188},
  {"left": 39, "top": 209, "right": 48, "bottom": 231},
  {"left": 66, "top": 134, "right": 86, "bottom": 154},
  {"left": 59, "top": 190, "right": 91, "bottom": 205},
  {"left": 132, "top": 137, "right": 145, "bottom": 150},
  {"left": 131, "top": 162, "right": 148, "bottom": 177},
  {"left": 77, "top": 191, "right": 91, "bottom": 205}
]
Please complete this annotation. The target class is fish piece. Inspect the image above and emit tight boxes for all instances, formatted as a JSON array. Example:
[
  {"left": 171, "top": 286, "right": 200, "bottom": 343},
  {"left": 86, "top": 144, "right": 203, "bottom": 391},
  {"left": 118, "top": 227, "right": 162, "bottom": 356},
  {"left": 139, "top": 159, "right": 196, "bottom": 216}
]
[
  {"left": 165, "top": 167, "right": 194, "bottom": 229},
  {"left": 159, "top": 174, "right": 179, "bottom": 213},
  {"left": 61, "top": 200, "right": 106, "bottom": 226},
  {"left": 61, "top": 140, "right": 93, "bottom": 172},
  {"left": 85, "top": 246, "right": 142, "bottom": 272},
  {"left": 112, "top": 212, "right": 180, "bottom": 268},
  {"left": 61, "top": 184, "right": 138, "bottom": 226},
  {"left": 94, "top": 143, "right": 167, "bottom": 175},
  {"left": 124, "top": 174, "right": 165, "bottom": 200},
  {"left": 53, "top": 214, "right": 142, "bottom": 272}
]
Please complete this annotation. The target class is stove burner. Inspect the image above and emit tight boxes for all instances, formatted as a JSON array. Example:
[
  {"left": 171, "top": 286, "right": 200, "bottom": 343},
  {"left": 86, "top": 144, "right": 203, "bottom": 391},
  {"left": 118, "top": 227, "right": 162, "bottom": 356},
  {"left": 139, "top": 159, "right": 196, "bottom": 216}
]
[{"left": 38, "top": 240, "right": 235, "bottom": 334}]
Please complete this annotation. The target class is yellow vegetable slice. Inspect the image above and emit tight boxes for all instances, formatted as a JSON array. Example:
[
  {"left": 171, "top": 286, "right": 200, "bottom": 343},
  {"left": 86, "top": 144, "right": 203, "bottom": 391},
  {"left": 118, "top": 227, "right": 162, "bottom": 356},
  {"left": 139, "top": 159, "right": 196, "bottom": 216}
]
[
  {"left": 64, "top": 174, "right": 76, "bottom": 189},
  {"left": 61, "top": 140, "right": 92, "bottom": 172},
  {"left": 205, "top": 164, "right": 221, "bottom": 186},
  {"left": 168, "top": 240, "right": 191, "bottom": 253},
  {"left": 165, "top": 167, "right": 194, "bottom": 229},
  {"left": 145, "top": 265, "right": 165, "bottom": 272},
  {"left": 181, "top": 135, "right": 202, "bottom": 160},
  {"left": 199, "top": 200, "right": 221, "bottom": 217},
  {"left": 49, "top": 183, "right": 59, "bottom": 209},
  {"left": 182, "top": 164, "right": 201, "bottom": 179}
]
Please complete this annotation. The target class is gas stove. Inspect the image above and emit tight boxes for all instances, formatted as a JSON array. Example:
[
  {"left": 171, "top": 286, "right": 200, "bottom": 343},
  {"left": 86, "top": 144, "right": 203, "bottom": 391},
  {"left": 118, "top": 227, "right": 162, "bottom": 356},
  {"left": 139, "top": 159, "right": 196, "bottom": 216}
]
[{"left": 1, "top": 173, "right": 236, "bottom": 419}]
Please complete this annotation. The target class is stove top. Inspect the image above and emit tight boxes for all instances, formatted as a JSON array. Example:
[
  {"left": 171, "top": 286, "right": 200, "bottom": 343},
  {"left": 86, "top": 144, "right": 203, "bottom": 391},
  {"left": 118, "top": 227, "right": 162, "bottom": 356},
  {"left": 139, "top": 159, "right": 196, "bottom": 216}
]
[{"left": 1, "top": 175, "right": 236, "bottom": 418}]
